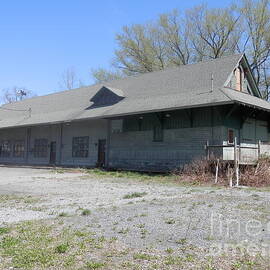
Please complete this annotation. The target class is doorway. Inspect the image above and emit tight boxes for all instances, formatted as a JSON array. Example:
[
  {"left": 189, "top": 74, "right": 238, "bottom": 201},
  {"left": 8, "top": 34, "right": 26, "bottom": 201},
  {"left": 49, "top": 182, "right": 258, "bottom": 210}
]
[
  {"left": 50, "top": 141, "right": 56, "bottom": 165},
  {"left": 97, "top": 139, "right": 106, "bottom": 168}
]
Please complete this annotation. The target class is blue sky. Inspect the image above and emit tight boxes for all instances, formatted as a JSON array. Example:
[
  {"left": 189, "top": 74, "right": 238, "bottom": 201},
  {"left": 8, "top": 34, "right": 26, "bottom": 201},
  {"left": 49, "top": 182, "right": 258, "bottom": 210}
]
[{"left": 0, "top": 0, "right": 233, "bottom": 96}]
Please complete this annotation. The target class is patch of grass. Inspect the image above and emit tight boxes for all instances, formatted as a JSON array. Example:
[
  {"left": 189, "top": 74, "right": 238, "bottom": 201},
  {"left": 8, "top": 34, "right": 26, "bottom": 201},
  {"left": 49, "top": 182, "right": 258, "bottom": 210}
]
[
  {"left": 0, "top": 220, "right": 108, "bottom": 270},
  {"left": 133, "top": 252, "right": 156, "bottom": 261},
  {"left": 59, "top": 212, "right": 69, "bottom": 217},
  {"left": 164, "top": 255, "right": 182, "bottom": 265},
  {"left": 123, "top": 192, "right": 147, "bottom": 199},
  {"left": 165, "top": 248, "right": 174, "bottom": 254},
  {"left": 23, "top": 196, "right": 40, "bottom": 204},
  {"left": 0, "top": 227, "right": 11, "bottom": 235},
  {"left": 81, "top": 209, "right": 91, "bottom": 216},
  {"left": 118, "top": 228, "right": 129, "bottom": 234},
  {"left": 55, "top": 243, "right": 69, "bottom": 253},
  {"left": 176, "top": 238, "right": 187, "bottom": 245},
  {"left": 30, "top": 206, "right": 44, "bottom": 211},
  {"left": 0, "top": 194, "right": 24, "bottom": 203},
  {"left": 86, "top": 260, "right": 106, "bottom": 269}
]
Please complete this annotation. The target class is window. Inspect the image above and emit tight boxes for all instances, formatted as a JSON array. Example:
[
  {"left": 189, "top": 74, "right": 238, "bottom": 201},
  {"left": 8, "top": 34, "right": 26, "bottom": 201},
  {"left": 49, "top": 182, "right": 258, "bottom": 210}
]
[
  {"left": 153, "top": 125, "right": 163, "bottom": 142},
  {"left": 0, "top": 141, "right": 11, "bottom": 157},
  {"left": 34, "top": 139, "right": 48, "bottom": 158},
  {"left": 13, "top": 140, "right": 25, "bottom": 158},
  {"left": 228, "top": 129, "right": 234, "bottom": 144},
  {"left": 72, "top": 136, "right": 89, "bottom": 158}
]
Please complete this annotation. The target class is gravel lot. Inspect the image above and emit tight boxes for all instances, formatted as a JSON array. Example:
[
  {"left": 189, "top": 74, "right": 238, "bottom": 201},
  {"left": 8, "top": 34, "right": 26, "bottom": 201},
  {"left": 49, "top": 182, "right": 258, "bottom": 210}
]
[{"left": 0, "top": 166, "right": 270, "bottom": 269}]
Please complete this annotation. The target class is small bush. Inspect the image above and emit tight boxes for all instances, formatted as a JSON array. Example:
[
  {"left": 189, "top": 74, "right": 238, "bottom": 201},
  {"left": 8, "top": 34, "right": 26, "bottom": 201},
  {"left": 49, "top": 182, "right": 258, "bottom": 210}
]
[
  {"left": 55, "top": 243, "right": 69, "bottom": 253},
  {"left": 123, "top": 192, "right": 147, "bottom": 199},
  {"left": 240, "top": 157, "right": 270, "bottom": 187}
]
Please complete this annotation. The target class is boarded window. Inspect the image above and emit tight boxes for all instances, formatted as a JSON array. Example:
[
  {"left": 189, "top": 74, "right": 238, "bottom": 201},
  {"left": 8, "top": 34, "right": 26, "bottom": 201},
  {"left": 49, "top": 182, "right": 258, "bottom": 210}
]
[
  {"left": 34, "top": 139, "right": 48, "bottom": 158},
  {"left": 256, "top": 121, "right": 268, "bottom": 142},
  {"left": 0, "top": 140, "right": 11, "bottom": 157},
  {"left": 153, "top": 125, "right": 163, "bottom": 142},
  {"left": 228, "top": 129, "right": 234, "bottom": 144},
  {"left": 13, "top": 140, "right": 25, "bottom": 158},
  {"left": 72, "top": 136, "right": 89, "bottom": 158},
  {"left": 242, "top": 120, "right": 256, "bottom": 141},
  {"left": 235, "top": 67, "right": 243, "bottom": 91}
]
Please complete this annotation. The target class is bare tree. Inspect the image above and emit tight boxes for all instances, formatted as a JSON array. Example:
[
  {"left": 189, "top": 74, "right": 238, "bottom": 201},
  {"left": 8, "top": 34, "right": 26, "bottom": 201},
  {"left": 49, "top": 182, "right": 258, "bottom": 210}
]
[
  {"left": 59, "top": 67, "right": 83, "bottom": 90},
  {"left": 1, "top": 87, "right": 36, "bottom": 104},
  {"left": 240, "top": 0, "right": 270, "bottom": 98},
  {"left": 159, "top": 9, "right": 192, "bottom": 65},
  {"left": 92, "top": 0, "right": 270, "bottom": 98},
  {"left": 187, "top": 4, "right": 241, "bottom": 59}
]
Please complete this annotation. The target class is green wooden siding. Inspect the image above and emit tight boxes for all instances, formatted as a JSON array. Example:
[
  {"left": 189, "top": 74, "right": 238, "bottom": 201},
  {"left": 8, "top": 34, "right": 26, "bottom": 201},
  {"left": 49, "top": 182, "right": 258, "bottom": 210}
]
[{"left": 123, "top": 107, "right": 223, "bottom": 132}]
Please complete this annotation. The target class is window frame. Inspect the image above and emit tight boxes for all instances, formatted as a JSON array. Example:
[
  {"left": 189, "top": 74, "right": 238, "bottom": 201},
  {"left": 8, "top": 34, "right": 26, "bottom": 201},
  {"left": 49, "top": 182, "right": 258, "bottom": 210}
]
[
  {"left": 33, "top": 139, "right": 48, "bottom": 158},
  {"left": 72, "top": 136, "right": 89, "bottom": 158},
  {"left": 0, "top": 140, "right": 11, "bottom": 158},
  {"left": 228, "top": 129, "right": 234, "bottom": 144},
  {"left": 13, "top": 140, "right": 25, "bottom": 158}
]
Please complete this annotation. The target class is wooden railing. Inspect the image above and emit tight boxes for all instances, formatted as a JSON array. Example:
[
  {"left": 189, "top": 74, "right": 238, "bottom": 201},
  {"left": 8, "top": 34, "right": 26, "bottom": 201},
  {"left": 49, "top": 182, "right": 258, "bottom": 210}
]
[{"left": 205, "top": 138, "right": 262, "bottom": 187}]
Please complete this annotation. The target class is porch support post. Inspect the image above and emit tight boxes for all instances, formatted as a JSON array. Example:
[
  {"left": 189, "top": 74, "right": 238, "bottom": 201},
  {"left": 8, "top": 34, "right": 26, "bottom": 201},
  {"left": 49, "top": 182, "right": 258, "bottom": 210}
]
[
  {"left": 258, "top": 140, "right": 261, "bottom": 159},
  {"left": 26, "top": 128, "right": 31, "bottom": 164},
  {"left": 59, "top": 123, "right": 63, "bottom": 165},
  {"left": 234, "top": 137, "right": 239, "bottom": 187}
]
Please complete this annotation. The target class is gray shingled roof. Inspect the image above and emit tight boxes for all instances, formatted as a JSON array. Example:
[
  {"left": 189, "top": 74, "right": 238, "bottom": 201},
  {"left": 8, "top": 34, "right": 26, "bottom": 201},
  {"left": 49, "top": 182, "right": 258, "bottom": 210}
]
[{"left": 0, "top": 54, "right": 269, "bottom": 129}]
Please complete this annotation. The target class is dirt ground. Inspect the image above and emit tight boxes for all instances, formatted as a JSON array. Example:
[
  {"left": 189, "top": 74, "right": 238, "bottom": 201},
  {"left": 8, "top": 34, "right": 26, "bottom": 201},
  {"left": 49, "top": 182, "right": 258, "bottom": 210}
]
[{"left": 0, "top": 166, "right": 269, "bottom": 269}]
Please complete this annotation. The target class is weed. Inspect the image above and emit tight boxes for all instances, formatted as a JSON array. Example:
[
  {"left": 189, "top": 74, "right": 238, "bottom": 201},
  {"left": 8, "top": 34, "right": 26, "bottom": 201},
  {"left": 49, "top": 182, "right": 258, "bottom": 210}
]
[
  {"left": 0, "top": 227, "right": 10, "bottom": 235},
  {"left": 118, "top": 228, "right": 129, "bottom": 234},
  {"left": 123, "top": 192, "right": 147, "bottom": 199},
  {"left": 55, "top": 243, "right": 69, "bottom": 253},
  {"left": 86, "top": 260, "right": 105, "bottom": 269},
  {"left": 165, "top": 218, "right": 176, "bottom": 224},
  {"left": 59, "top": 212, "right": 68, "bottom": 217},
  {"left": 133, "top": 253, "right": 156, "bottom": 261},
  {"left": 165, "top": 247, "right": 174, "bottom": 254},
  {"left": 81, "top": 209, "right": 91, "bottom": 216},
  {"left": 176, "top": 238, "right": 187, "bottom": 245}
]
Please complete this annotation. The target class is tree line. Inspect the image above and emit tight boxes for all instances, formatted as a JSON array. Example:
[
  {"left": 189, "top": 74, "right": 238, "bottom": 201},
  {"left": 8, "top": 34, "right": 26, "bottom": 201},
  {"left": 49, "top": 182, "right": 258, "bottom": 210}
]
[
  {"left": 93, "top": 0, "right": 270, "bottom": 99},
  {"left": 1, "top": 0, "right": 269, "bottom": 104}
]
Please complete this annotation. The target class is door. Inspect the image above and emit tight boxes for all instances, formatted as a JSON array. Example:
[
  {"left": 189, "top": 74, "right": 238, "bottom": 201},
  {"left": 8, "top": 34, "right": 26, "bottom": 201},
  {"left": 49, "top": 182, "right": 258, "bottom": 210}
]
[
  {"left": 50, "top": 141, "right": 56, "bottom": 165},
  {"left": 97, "top": 139, "right": 106, "bottom": 167}
]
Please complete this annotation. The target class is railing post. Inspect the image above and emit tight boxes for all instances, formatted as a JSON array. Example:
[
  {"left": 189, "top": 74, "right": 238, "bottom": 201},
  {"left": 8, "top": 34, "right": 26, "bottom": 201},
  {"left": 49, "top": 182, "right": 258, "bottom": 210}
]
[
  {"left": 234, "top": 137, "right": 239, "bottom": 187},
  {"left": 205, "top": 140, "right": 209, "bottom": 160},
  {"left": 258, "top": 140, "right": 261, "bottom": 159}
]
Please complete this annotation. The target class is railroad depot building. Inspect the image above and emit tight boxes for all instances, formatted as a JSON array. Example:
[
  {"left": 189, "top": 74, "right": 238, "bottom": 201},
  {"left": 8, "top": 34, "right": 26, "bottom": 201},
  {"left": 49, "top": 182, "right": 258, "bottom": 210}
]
[{"left": 0, "top": 54, "right": 270, "bottom": 171}]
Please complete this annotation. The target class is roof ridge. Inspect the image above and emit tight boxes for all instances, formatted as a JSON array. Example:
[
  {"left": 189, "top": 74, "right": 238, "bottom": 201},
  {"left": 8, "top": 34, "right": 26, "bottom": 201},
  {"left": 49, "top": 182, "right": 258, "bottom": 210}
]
[
  {"left": 1, "top": 54, "right": 243, "bottom": 108},
  {"left": 105, "top": 54, "right": 243, "bottom": 85}
]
